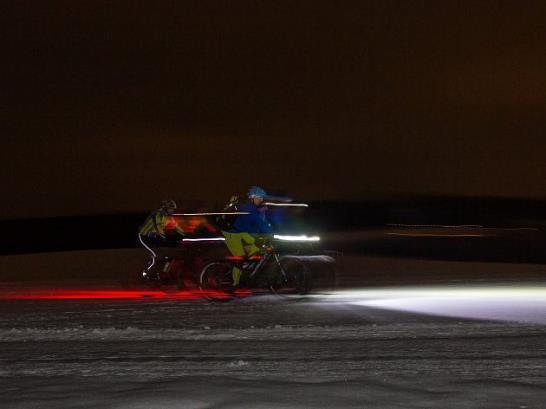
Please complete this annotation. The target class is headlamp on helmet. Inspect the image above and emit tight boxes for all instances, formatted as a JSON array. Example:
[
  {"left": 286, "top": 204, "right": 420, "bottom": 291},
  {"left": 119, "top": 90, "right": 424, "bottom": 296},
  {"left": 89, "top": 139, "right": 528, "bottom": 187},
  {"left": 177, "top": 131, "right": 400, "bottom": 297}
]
[{"left": 161, "top": 199, "right": 177, "bottom": 209}]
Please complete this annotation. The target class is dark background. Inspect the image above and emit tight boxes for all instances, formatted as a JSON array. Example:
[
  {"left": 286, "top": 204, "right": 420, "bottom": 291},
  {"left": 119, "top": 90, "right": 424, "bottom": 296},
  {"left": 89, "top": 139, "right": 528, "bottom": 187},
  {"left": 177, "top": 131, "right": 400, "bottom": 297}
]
[
  {"left": 2, "top": 1, "right": 546, "bottom": 260},
  {"left": 3, "top": 197, "right": 546, "bottom": 263}
]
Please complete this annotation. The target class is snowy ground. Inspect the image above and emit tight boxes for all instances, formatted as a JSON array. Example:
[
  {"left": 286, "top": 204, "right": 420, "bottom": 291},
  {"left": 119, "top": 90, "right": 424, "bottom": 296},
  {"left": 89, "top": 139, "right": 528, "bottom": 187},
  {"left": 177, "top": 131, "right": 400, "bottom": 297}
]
[{"left": 1, "top": 253, "right": 546, "bottom": 408}]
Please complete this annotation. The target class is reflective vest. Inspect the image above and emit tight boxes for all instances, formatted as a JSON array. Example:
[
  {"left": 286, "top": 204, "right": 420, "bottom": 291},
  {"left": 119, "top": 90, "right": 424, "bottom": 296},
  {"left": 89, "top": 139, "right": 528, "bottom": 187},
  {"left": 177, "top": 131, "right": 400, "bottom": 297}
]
[{"left": 139, "top": 210, "right": 184, "bottom": 237}]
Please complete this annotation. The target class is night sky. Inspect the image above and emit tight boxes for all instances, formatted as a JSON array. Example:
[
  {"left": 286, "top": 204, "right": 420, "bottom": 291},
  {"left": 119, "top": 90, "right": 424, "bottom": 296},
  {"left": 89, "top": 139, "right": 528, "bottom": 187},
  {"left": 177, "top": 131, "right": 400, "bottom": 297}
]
[{"left": 4, "top": 1, "right": 546, "bottom": 219}]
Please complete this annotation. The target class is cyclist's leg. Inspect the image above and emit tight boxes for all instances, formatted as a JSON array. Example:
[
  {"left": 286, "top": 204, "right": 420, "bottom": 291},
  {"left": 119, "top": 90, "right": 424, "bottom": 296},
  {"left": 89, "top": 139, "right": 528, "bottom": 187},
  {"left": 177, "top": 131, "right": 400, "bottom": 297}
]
[
  {"left": 222, "top": 231, "right": 246, "bottom": 286},
  {"left": 240, "top": 233, "right": 260, "bottom": 256},
  {"left": 138, "top": 234, "right": 167, "bottom": 280},
  {"left": 138, "top": 233, "right": 158, "bottom": 277}
]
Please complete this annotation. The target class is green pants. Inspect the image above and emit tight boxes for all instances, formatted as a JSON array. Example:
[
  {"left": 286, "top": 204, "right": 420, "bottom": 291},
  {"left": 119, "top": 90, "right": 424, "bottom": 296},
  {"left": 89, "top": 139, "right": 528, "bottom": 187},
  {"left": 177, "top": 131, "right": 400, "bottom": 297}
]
[{"left": 222, "top": 231, "right": 260, "bottom": 286}]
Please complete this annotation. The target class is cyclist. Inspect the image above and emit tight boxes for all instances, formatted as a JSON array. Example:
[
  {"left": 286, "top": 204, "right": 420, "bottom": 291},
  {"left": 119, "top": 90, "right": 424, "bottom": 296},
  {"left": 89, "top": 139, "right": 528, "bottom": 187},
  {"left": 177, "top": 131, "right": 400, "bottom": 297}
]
[
  {"left": 138, "top": 199, "right": 185, "bottom": 280},
  {"left": 222, "top": 186, "right": 273, "bottom": 288}
]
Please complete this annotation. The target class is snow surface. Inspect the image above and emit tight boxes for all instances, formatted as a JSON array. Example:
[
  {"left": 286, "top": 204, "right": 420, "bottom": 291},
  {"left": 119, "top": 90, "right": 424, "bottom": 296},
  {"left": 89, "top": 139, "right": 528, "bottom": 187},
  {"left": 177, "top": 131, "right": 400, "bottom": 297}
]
[
  {"left": 1, "top": 286, "right": 546, "bottom": 408},
  {"left": 2, "top": 250, "right": 546, "bottom": 408}
]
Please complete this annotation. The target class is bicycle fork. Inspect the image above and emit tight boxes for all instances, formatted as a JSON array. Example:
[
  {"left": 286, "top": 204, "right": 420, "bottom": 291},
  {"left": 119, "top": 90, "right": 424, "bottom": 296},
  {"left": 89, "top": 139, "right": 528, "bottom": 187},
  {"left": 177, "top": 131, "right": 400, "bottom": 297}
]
[{"left": 273, "top": 253, "right": 289, "bottom": 284}]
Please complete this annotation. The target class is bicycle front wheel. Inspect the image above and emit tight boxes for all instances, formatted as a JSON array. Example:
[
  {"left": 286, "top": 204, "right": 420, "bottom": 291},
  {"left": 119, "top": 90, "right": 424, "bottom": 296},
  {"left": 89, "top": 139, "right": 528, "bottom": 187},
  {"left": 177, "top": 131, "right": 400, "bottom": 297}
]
[
  {"left": 198, "top": 262, "right": 233, "bottom": 301},
  {"left": 270, "top": 257, "right": 312, "bottom": 296}
]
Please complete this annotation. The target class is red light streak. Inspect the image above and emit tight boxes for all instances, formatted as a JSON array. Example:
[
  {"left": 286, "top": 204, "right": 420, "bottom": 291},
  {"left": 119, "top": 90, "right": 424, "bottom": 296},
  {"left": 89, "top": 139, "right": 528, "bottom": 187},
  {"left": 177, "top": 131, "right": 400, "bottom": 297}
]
[
  {"left": 0, "top": 288, "right": 252, "bottom": 301},
  {"left": 226, "top": 255, "right": 262, "bottom": 261}
]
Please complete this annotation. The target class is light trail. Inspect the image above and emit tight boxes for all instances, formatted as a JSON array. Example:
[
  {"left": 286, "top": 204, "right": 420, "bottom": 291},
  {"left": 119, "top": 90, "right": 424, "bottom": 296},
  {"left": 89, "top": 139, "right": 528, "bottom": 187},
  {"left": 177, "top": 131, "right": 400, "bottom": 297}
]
[
  {"left": 4, "top": 284, "right": 545, "bottom": 325},
  {"left": 386, "top": 223, "right": 540, "bottom": 231},
  {"left": 182, "top": 237, "right": 226, "bottom": 242},
  {"left": 384, "top": 233, "right": 485, "bottom": 237},
  {"left": 386, "top": 224, "right": 484, "bottom": 228},
  {"left": 0, "top": 288, "right": 251, "bottom": 300},
  {"left": 273, "top": 234, "right": 320, "bottom": 242},
  {"left": 172, "top": 212, "right": 249, "bottom": 216},
  {"left": 264, "top": 202, "right": 309, "bottom": 207}
]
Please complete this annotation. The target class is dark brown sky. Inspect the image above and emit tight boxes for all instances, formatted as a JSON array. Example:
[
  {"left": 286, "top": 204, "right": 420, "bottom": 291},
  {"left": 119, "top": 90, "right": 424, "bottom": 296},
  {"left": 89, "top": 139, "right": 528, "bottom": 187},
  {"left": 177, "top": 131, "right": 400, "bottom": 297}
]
[{"left": 3, "top": 1, "right": 546, "bottom": 218}]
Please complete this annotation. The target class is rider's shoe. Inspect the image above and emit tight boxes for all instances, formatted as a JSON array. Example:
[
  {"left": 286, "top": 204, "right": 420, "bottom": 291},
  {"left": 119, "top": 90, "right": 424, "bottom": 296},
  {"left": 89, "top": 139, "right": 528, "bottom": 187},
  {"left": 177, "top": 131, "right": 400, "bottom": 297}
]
[
  {"left": 227, "top": 283, "right": 248, "bottom": 294},
  {"left": 142, "top": 270, "right": 160, "bottom": 282},
  {"left": 225, "top": 284, "right": 237, "bottom": 293},
  {"left": 231, "top": 284, "right": 251, "bottom": 297}
]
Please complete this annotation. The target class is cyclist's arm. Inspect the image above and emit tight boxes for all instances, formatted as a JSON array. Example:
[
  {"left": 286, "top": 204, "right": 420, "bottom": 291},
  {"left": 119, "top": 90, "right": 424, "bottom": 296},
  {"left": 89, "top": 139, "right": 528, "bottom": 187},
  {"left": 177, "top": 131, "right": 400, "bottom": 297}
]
[{"left": 165, "top": 215, "right": 184, "bottom": 236}]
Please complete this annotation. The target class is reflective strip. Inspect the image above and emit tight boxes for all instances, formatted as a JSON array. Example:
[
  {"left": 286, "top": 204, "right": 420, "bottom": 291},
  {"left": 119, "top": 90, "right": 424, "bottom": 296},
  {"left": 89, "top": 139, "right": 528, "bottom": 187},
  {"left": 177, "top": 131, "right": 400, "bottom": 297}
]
[
  {"left": 182, "top": 237, "right": 226, "bottom": 242},
  {"left": 264, "top": 202, "right": 309, "bottom": 207},
  {"left": 273, "top": 234, "right": 320, "bottom": 242},
  {"left": 172, "top": 212, "right": 250, "bottom": 216},
  {"left": 138, "top": 233, "right": 157, "bottom": 271}
]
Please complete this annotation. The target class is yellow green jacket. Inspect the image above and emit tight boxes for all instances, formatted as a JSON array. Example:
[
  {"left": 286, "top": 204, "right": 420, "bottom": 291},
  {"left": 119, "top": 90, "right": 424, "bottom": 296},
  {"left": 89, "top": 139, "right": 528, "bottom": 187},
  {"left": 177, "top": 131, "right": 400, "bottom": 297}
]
[{"left": 139, "top": 210, "right": 184, "bottom": 237}]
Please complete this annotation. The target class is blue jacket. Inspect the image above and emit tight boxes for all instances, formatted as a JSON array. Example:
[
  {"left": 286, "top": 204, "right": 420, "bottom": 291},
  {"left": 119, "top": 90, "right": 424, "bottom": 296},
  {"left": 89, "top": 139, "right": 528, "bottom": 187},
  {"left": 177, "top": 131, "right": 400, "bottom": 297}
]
[{"left": 231, "top": 203, "right": 273, "bottom": 234}]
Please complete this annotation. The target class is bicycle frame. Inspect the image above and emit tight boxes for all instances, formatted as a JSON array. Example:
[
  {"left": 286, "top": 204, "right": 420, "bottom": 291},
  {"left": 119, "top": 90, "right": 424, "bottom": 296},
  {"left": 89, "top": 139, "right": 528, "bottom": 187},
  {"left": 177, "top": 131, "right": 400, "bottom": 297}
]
[{"left": 234, "top": 247, "right": 288, "bottom": 286}]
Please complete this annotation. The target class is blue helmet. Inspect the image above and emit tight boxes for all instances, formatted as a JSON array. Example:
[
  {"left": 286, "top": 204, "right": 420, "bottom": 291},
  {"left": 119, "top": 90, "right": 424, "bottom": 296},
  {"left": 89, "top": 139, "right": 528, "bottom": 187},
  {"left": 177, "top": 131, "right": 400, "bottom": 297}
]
[{"left": 247, "top": 186, "right": 267, "bottom": 199}]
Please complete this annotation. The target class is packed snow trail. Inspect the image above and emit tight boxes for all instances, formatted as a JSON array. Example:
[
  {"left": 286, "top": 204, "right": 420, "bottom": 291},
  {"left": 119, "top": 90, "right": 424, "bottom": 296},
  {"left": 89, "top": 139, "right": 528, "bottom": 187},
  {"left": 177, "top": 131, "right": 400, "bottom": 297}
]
[{"left": 1, "top": 287, "right": 546, "bottom": 408}]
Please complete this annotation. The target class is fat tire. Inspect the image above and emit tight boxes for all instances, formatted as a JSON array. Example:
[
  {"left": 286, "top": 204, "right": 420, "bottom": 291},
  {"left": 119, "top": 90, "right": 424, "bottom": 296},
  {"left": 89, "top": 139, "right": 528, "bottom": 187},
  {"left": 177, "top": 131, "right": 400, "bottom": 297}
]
[
  {"left": 270, "top": 258, "right": 312, "bottom": 296},
  {"left": 198, "top": 262, "right": 234, "bottom": 301}
]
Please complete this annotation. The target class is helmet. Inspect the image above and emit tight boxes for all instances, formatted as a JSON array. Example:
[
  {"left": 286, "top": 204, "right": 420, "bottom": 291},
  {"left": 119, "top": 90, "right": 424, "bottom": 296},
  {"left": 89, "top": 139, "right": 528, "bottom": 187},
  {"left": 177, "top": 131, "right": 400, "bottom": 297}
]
[
  {"left": 247, "top": 186, "right": 267, "bottom": 199},
  {"left": 161, "top": 199, "right": 177, "bottom": 209}
]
